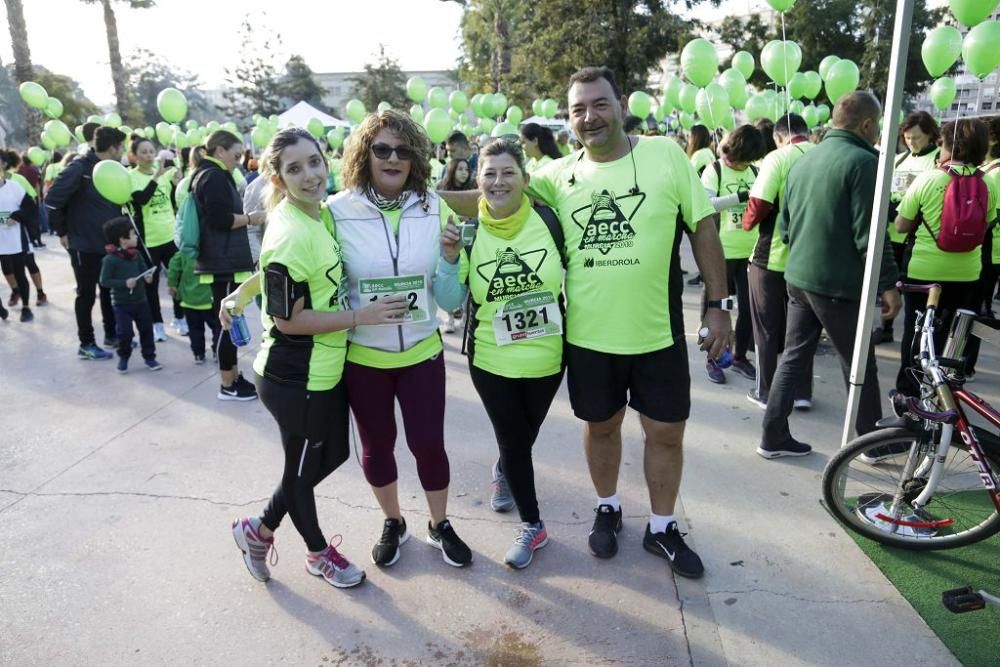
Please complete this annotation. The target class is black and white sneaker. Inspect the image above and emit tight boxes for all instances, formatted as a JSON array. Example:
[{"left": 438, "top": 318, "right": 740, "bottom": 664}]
[
  {"left": 588, "top": 504, "right": 623, "bottom": 558},
  {"left": 218, "top": 375, "right": 258, "bottom": 401},
  {"left": 643, "top": 522, "right": 704, "bottom": 579},
  {"left": 426, "top": 519, "right": 472, "bottom": 567},
  {"left": 371, "top": 517, "right": 408, "bottom": 567},
  {"left": 756, "top": 439, "right": 812, "bottom": 459}
]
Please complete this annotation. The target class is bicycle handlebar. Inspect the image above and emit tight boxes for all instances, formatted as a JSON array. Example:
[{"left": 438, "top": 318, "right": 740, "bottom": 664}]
[
  {"left": 896, "top": 281, "right": 942, "bottom": 308},
  {"left": 904, "top": 395, "right": 959, "bottom": 424}
]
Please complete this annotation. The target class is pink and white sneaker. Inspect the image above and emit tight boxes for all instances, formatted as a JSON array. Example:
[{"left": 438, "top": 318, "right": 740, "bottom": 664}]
[
  {"left": 232, "top": 517, "right": 277, "bottom": 582},
  {"left": 305, "top": 536, "right": 366, "bottom": 588}
]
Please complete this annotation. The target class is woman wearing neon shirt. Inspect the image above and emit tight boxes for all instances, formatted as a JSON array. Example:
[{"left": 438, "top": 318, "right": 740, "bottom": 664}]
[
  {"left": 687, "top": 124, "right": 716, "bottom": 176},
  {"left": 520, "top": 123, "right": 563, "bottom": 174}
]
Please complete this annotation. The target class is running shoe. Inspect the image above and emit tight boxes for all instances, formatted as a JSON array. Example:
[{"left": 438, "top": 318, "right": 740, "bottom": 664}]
[
  {"left": 35, "top": 291, "right": 47, "bottom": 306},
  {"left": 306, "top": 536, "right": 366, "bottom": 588},
  {"left": 7, "top": 288, "right": 19, "bottom": 307},
  {"left": 144, "top": 359, "right": 163, "bottom": 371},
  {"left": 153, "top": 322, "right": 167, "bottom": 342},
  {"left": 218, "top": 376, "right": 258, "bottom": 401},
  {"left": 756, "top": 439, "right": 812, "bottom": 459},
  {"left": 731, "top": 358, "right": 757, "bottom": 381},
  {"left": 490, "top": 459, "right": 515, "bottom": 513},
  {"left": 793, "top": 398, "right": 813, "bottom": 411},
  {"left": 103, "top": 336, "right": 118, "bottom": 349},
  {"left": 231, "top": 516, "right": 276, "bottom": 582},
  {"left": 193, "top": 354, "right": 206, "bottom": 365},
  {"left": 687, "top": 274, "right": 703, "bottom": 286},
  {"left": 116, "top": 357, "right": 128, "bottom": 374},
  {"left": 78, "top": 344, "right": 113, "bottom": 360},
  {"left": 371, "top": 517, "right": 408, "bottom": 566},
  {"left": 705, "top": 358, "right": 726, "bottom": 384},
  {"left": 859, "top": 441, "right": 913, "bottom": 465},
  {"left": 505, "top": 521, "right": 548, "bottom": 569},
  {"left": 589, "top": 504, "right": 622, "bottom": 558},
  {"left": 426, "top": 519, "right": 472, "bottom": 567},
  {"left": 746, "top": 390, "right": 767, "bottom": 410},
  {"left": 643, "top": 521, "right": 704, "bottom": 579},
  {"left": 19, "top": 308, "right": 33, "bottom": 322},
  {"left": 171, "top": 317, "right": 189, "bottom": 336}
]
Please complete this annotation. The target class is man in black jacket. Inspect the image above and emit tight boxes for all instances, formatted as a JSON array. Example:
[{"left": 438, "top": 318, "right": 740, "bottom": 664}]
[{"left": 47, "top": 127, "right": 127, "bottom": 359}]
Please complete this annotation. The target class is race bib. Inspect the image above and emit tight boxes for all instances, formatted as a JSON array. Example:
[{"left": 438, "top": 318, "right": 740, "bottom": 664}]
[
  {"left": 892, "top": 171, "right": 916, "bottom": 194},
  {"left": 492, "top": 290, "right": 562, "bottom": 346},
  {"left": 358, "top": 274, "right": 430, "bottom": 324},
  {"left": 0, "top": 211, "right": 13, "bottom": 226}
]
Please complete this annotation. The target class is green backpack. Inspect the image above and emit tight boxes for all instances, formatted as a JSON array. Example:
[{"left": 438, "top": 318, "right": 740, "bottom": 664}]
[{"left": 175, "top": 172, "right": 203, "bottom": 258}]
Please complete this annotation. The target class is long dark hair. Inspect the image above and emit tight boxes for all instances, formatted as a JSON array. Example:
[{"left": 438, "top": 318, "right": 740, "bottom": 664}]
[
  {"left": 687, "top": 125, "right": 713, "bottom": 158},
  {"left": 437, "top": 158, "right": 475, "bottom": 191},
  {"left": 520, "top": 122, "right": 562, "bottom": 160}
]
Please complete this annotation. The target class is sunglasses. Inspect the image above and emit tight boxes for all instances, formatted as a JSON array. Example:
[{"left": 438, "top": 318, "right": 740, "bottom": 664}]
[{"left": 371, "top": 143, "right": 416, "bottom": 161}]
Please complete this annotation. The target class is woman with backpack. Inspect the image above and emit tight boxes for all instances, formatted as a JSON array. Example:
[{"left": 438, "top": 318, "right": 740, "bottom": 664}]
[
  {"left": 461, "top": 138, "right": 566, "bottom": 569},
  {"left": 894, "top": 118, "right": 998, "bottom": 396},
  {"left": 699, "top": 124, "right": 766, "bottom": 385}
]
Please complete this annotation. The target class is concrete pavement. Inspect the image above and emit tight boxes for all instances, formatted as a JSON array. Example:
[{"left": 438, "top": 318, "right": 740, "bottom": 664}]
[{"left": 3, "top": 243, "right": 990, "bottom": 665}]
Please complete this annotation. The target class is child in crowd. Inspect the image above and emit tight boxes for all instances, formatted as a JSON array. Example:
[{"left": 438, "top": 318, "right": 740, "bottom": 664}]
[
  {"left": 99, "top": 217, "right": 162, "bottom": 373},
  {"left": 167, "top": 250, "right": 221, "bottom": 365}
]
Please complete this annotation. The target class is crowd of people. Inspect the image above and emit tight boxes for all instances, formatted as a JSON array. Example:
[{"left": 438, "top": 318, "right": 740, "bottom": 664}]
[{"left": 3, "top": 64, "right": 998, "bottom": 592}]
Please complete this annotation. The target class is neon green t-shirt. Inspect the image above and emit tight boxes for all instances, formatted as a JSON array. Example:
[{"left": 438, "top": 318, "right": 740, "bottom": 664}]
[
  {"left": 460, "top": 207, "right": 564, "bottom": 378},
  {"left": 130, "top": 168, "right": 176, "bottom": 247},
  {"left": 700, "top": 160, "right": 758, "bottom": 260},
  {"left": 889, "top": 147, "right": 940, "bottom": 243},
  {"left": 253, "top": 201, "right": 348, "bottom": 391},
  {"left": 689, "top": 147, "right": 715, "bottom": 176},
  {"left": 528, "top": 136, "right": 715, "bottom": 354},
  {"left": 984, "top": 159, "right": 1000, "bottom": 265},
  {"left": 9, "top": 173, "right": 36, "bottom": 201},
  {"left": 526, "top": 155, "right": 553, "bottom": 174},
  {"left": 749, "top": 141, "right": 815, "bottom": 272},
  {"left": 559, "top": 143, "right": 571, "bottom": 156},
  {"left": 898, "top": 164, "right": 999, "bottom": 282}
]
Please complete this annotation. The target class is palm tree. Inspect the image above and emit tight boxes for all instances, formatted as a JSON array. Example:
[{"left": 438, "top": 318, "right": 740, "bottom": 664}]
[
  {"left": 4, "top": 0, "right": 42, "bottom": 137},
  {"left": 81, "top": 0, "right": 155, "bottom": 121}
]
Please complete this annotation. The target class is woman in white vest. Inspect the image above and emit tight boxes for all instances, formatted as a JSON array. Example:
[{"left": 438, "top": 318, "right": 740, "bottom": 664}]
[{"left": 328, "top": 110, "right": 471, "bottom": 568}]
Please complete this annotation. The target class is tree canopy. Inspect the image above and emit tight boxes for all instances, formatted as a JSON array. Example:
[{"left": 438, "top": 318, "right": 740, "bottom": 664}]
[{"left": 350, "top": 46, "right": 409, "bottom": 111}]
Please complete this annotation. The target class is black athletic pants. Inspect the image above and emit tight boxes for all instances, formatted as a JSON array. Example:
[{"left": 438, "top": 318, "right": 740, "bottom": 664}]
[
  {"left": 0, "top": 253, "right": 30, "bottom": 311},
  {"left": 258, "top": 375, "right": 350, "bottom": 552},
  {"left": 748, "top": 264, "right": 812, "bottom": 401},
  {"left": 70, "top": 250, "right": 116, "bottom": 346},
  {"left": 469, "top": 363, "right": 564, "bottom": 524},
  {"left": 211, "top": 280, "right": 239, "bottom": 371},
  {"left": 184, "top": 306, "right": 221, "bottom": 357},
  {"left": 143, "top": 242, "right": 183, "bottom": 324},
  {"left": 882, "top": 241, "right": 909, "bottom": 332}
]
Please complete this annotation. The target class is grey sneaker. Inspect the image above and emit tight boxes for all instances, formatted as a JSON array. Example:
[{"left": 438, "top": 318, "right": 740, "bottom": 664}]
[
  {"left": 231, "top": 516, "right": 277, "bottom": 582},
  {"left": 490, "top": 459, "right": 515, "bottom": 513},
  {"left": 306, "top": 537, "right": 366, "bottom": 588},
  {"left": 504, "top": 521, "right": 549, "bottom": 569}
]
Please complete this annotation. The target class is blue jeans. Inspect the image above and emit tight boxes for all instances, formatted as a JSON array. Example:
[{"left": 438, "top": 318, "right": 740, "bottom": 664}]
[{"left": 113, "top": 301, "right": 156, "bottom": 361}]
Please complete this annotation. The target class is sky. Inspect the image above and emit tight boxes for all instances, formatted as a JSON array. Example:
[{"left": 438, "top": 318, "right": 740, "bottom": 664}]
[{"left": 2, "top": 0, "right": 775, "bottom": 108}]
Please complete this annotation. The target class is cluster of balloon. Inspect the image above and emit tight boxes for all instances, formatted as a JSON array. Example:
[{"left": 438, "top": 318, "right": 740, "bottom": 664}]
[
  {"left": 920, "top": 0, "right": 1000, "bottom": 111},
  {"left": 19, "top": 80, "right": 75, "bottom": 163}
]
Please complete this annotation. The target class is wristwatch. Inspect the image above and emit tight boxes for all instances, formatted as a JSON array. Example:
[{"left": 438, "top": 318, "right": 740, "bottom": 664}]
[{"left": 706, "top": 297, "right": 735, "bottom": 311}]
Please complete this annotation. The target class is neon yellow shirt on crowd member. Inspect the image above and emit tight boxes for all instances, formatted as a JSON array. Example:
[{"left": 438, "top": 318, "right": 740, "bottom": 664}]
[
  {"left": 559, "top": 143, "right": 572, "bottom": 156},
  {"left": 689, "top": 147, "right": 715, "bottom": 176},
  {"left": 130, "top": 168, "right": 177, "bottom": 247},
  {"left": 459, "top": 197, "right": 563, "bottom": 378},
  {"left": 528, "top": 136, "right": 715, "bottom": 355},
  {"left": 748, "top": 140, "right": 815, "bottom": 273},
  {"left": 889, "top": 147, "right": 940, "bottom": 243},
  {"left": 253, "top": 200, "right": 347, "bottom": 391},
  {"left": 525, "top": 155, "right": 553, "bottom": 175},
  {"left": 700, "top": 160, "right": 758, "bottom": 260},
  {"left": 984, "top": 158, "right": 1000, "bottom": 264},
  {"left": 898, "top": 163, "right": 999, "bottom": 283}
]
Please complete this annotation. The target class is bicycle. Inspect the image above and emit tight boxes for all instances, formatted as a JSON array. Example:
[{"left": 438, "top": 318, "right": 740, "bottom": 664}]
[{"left": 822, "top": 282, "right": 1000, "bottom": 550}]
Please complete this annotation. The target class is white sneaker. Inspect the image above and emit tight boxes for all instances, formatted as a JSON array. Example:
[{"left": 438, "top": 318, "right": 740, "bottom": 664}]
[
  {"left": 172, "top": 317, "right": 189, "bottom": 336},
  {"left": 793, "top": 398, "right": 812, "bottom": 410},
  {"left": 306, "top": 537, "right": 366, "bottom": 588},
  {"left": 153, "top": 322, "right": 167, "bottom": 341}
]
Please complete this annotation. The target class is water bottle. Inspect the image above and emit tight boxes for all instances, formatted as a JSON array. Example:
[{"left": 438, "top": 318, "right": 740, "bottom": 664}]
[
  {"left": 698, "top": 326, "right": 732, "bottom": 368},
  {"left": 225, "top": 300, "right": 251, "bottom": 347}
]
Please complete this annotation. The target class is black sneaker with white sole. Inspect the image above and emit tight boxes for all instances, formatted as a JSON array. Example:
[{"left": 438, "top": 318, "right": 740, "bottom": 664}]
[
  {"left": 218, "top": 377, "right": 258, "bottom": 401},
  {"left": 426, "top": 519, "right": 472, "bottom": 567},
  {"left": 589, "top": 504, "right": 623, "bottom": 558},
  {"left": 756, "top": 439, "right": 812, "bottom": 459},
  {"left": 643, "top": 522, "right": 704, "bottom": 579},
  {"left": 371, "top": 517, "right": 408, "bottom": 566}
]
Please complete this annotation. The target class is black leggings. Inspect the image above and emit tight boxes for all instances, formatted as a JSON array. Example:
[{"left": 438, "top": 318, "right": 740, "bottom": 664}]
[
  {"left": 0, "top": 253, "right": 30, "bottom": 309},
  {"left": 469, "top": 363, "right": 564, "bottom": 524},
  {"left": 257, "top": 375, "right": 350, "bottom": 552},
  {"left": 143, "top": 242, "right": 182, "bottom": 323},
  {"left": 183, "top": 306, "right": 221, "bottom": 357},
  {"left": 211, "top": 280, "right": 239, "bottom": 371}
]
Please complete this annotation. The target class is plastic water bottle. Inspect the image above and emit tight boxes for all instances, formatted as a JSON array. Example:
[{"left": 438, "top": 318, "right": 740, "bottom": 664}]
[
  {"left": 225, "top": 300, "right": 251, "bottom": 347},
  {"left": 698, "top": 326, "right": 732, "bottom": 368}
]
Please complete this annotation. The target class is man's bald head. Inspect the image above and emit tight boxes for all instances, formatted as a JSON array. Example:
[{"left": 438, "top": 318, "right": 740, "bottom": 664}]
[{"left": 832, "top": 91, "right": 882, "bottom": 145}]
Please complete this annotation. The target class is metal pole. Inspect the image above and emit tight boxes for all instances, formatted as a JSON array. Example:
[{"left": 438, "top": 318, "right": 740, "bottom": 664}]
[{"left": 841, "top": 0, "right": 915, "bottom": 448}]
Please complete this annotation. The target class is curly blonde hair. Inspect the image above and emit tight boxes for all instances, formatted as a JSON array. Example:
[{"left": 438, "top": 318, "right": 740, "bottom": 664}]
[{"left": 341, "top": 109, "right": 432, "bottom": 196}]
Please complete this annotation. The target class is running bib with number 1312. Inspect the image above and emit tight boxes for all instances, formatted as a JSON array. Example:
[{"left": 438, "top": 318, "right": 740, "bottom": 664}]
[
  {"left": 493, "top": 291, "right": 562, "bottom": 346},
  {"left": 358, "top": 274, "right": 429, "bottom": 324}
]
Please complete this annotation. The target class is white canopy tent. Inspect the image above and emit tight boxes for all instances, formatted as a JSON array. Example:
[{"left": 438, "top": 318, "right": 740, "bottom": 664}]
[
  {"left": 519, "top": 115, "right": 567, "bottom": 131},
  {"left": 278, "top": 101, "right": 350, "bottom": 129}
]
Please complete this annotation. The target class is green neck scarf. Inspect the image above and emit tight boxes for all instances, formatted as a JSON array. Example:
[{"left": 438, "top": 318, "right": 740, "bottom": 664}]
[{"left": 478, "top": 194, "right": 531, "bottom": 240}]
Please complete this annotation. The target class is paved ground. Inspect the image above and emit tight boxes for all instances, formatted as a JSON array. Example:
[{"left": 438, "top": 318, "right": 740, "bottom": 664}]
[{"left": 3, "top": 242, "right": 995, "bottom": 666}]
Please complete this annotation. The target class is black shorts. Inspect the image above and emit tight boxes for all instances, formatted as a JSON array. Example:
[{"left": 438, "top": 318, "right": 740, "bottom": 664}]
[{"left": 565, "top": 341, "right": 691, "bottom": 423}]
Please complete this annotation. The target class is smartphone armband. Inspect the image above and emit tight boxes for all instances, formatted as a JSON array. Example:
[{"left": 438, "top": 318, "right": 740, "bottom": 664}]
[{"left": 265, "top": 264, "right": 305, "bottom": 320}]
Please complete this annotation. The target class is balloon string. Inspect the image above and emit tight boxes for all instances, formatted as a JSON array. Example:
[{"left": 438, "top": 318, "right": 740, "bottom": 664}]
[{"left": 780, "top": 11, "right": 790, "bottom": 122}]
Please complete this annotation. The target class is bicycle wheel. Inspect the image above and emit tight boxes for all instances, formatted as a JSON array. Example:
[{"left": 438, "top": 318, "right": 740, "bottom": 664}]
[{"left": 822, "top": 427, "right": 1000, "bottom": 550}]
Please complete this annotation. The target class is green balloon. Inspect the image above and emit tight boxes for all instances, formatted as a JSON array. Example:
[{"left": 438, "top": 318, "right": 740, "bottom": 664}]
[
  {"left": 27, "top": 147, "right": 48, "bottom": 166},
  {"left": 251, "top": 126, "right": 269, "bottom": 149},
  {"left": 423, "top": 108, "right": 451, "bottom": 143},
  {"left": 478, "top": 117, "right": 496, "bottom": 133},
  {"left": 531, "top": 99, "right": 544, "bottom": 116},
  {"left": 186, "top": 128, "right": 200, "bottom": 144},
  {"left": 307, "top": 117, "right": 324, "bottom": 137},
  {"left": 802, "top": 105, "right": 820, "bottom": 128},
  {"left": 761, "top": 40, "right": 802, "bottom": 86},
  {"left": 718, "top": 69, "right": 748, "bottom": 106},
  {"left": 326, "top": 129, "right": 343, "bottom": 149},
  {"left": 74, "top": 125, "right": 86, "bottom": 143},
  {"left": 681, "top": 38, "right": 719, "bottom": 88},
  {"left": 449, "top": 90, "right": 468, "bottom": 113},
  {"left": 491, "top": 93, "right": 509, "bottom": 117},
  {"left": 802, "top": 71, "right": 823, "bottom": 100},
  {"left": 104, "top": 112, "right": 122, "bottom": 128},
  {"left": 44, "top": 120, "right": 72, "bottom": 147},
  {"left": 721, "top": 108, "right": 736, "bottom": 131},
  {"left": 766, "top": 0, "right": 797, "bottom": 10},
  {"left": 962, "top": 20, "right": 1000, "bottom": 78},
  {"left": 678, "top": 111, "right": 695, "bottom": 130},
  {"left": 44, "top": 97, "right": 63, "bottom": 120},
  {"left": 406, "top": 76, "right": 427, "bottom": 102},
  {"left": 345, "top": 99, "right": 366, "bottom": 123},
  {"left": 922, "top": 25, "right": 963, "bottom": 77},
  {"left": 222, "top": 121, "right": 239, "bottom": 135},
  {"left": 787, "top": 72, "right": 809, "bottom": 99},
  {"left": 732, "top": 51, "right": 755, "bottom": 80},
  {"left": 92, "top": 159, "right": 132, "bottom": 205},
  {"left": 541, "top": 98, "right": 558, "bottom": 118},
  {"left": 470, "top": 94, "right": 486, "bottom": 118},
  {"left": 144, "top": 126, "right": 155, "bottom": 139},
  {"left": 87, "top": 114, "right": 103, "bottom": 124},
  {"left": 929, "top": 77, "right": 957, "bottom": 110},
  {"left": 654, "top": 103, "right": 667, "bottom": 121},
  {"left": 492, "top": 121, "right": 518, "bottom": 138},
  {"left": 628, "top": 91, "right": 651, "bottom": 118},
  {"left": 789, "top": 100, "right": 805, "bottom": 114},
  {"left": 948, "top": 0, "right": 1000, "bottom": 26},
  {"left": 678, "top": 83, "right": 698, "bottom": 114},
  {"left": 428, "top": 87, "right": 448, "bottom": 110},
  {"left": 663, "top": 75, "right": 684, "bottom": 109},
  {"left": 157, "top": 87, "right": 188, "bottom": 123},
  {"left": 824, "top": 59, "right": 860, "bottom": 103},
  {"left": 410, "top": 103, "right": 424, "bottom": 122},
  {"left": 206, "top": 121, "right": 220, "bottom": 132},
  {"left": 173, "top": 129, "right": 189, "bottom": 149},
  {"left": 745, "top": 94, "right": 770, "bottom": 122},
  {"left": 695, "top": 84, "right": 730, "bottom": 127},
  {"left": 377, "top": 101, "right": 392, "bottom": 113},
  {"left": 19, "top": 81, "right": 48, "bottom": 109},
  {"left": 40, "top": 131, "right": 57, "bottom": 151},
  {"left": 816, "top": 103, "right": 831, "bottom": 122},
  {"left": 819, "top": 56, "right": 841, "bottom": 81},
  {"left": 155, "top": 122, "right": 173, "bottom": 146},
  {"left": 505, "top": 104, "right": 523, "bottom": 125}
]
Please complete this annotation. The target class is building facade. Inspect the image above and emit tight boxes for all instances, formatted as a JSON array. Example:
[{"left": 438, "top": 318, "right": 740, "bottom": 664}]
[{"left": 314, "top": 70, "right": 457, "bottom": 117}]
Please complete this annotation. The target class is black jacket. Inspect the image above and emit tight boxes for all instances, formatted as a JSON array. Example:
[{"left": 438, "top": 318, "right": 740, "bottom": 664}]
[
  {"left": 192, "top": 160, "right": 253, "bottom": 276},
  {"left": 45, "top": 150, "right": 124, "bottom": 254}
]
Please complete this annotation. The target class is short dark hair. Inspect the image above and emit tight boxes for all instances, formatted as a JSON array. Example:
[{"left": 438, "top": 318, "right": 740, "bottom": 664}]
[
  {"left": 983, "top": 115, "right": 1000, "bottom": 159},
  {"left": 478, "top": 137, "right": 527, "bottom": 174},
  {"left": 755, "top": 118, "right": 777, "bottom": 154},
  {"left": 774, "top": 114, "right": 808, "bottom": 138},
  {"left": 941, "top": 118, "right": 989, "bottom": 165},
  {"left": 95, "top": 127, "right": 126, "bottom": 153},
  {"left": 446, "top": 131, "right": 469, "bottom": 147},
  {"left": 0, "top": 149, "right": 20, "bottom": 169},
  {"left": 721, "top": 125, "right": 767, "bottom": 164},
  {"left": 900, "top": 111, "right": 940, "bottom": 144},
  {"left": 832, "top": 92, "right": 882, "bottom": 132},
  {"left": 569, "top": 66, "right": 622, "bottom": 99},
  {"left": 623, "top": 115, "right": 644, "bottom": 133},
  {"left": 82, "top": 122, "right": 101, "bottom": 142},
  {"left": 103, "top": 216, "right": 133, "bottom": 244}
]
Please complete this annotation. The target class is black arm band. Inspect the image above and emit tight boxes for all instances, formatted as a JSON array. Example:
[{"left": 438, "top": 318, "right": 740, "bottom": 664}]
[{"left": 265, "top": 263, "right": 305, "bottom": 320}]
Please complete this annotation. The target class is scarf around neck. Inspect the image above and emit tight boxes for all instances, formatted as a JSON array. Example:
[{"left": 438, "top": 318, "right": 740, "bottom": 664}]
[{"left": 478, "top": 193, "right": 531, "bottom": 240}]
